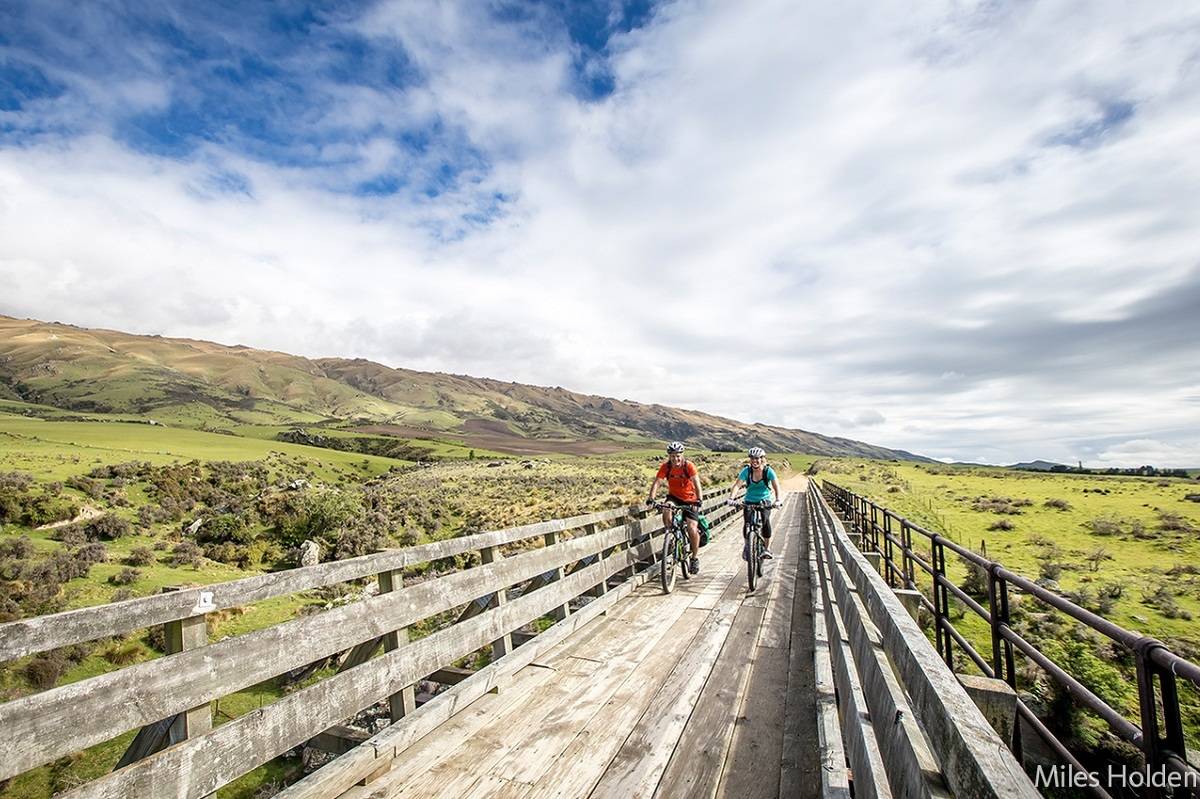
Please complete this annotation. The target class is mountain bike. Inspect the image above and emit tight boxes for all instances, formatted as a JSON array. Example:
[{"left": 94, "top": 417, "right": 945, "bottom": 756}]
[
  {"left": 653, "top": 501, "right": 693, "bottom": 594},
  {"left": 731, "top": 499, "right": 778, "bottom": 591}
]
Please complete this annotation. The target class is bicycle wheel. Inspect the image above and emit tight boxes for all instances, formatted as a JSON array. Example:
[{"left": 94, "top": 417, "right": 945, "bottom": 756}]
[
  {"left": 755, "top": 534, "right": 765, "bottom": 578},
  {"left": 661, "top": 529, "right": 677, "bottom": 593}
]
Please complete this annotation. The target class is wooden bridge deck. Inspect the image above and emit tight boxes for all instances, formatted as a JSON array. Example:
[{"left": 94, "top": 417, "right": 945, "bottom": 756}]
[{"left": 342, "top": 491, "right": 820, "bottom": 799}]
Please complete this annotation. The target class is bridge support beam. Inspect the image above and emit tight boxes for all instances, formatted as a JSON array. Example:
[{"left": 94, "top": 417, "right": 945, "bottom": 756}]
[
  {"left": 543, "top": 531, "right": 571, "bottom": 622},
  {"left": 893, "top": 588, "right": 922, "bottom": 621},
  {"left": 481, "top": 546, "right": 513, "bottom": 664},
  {"left": 166, "top": 610, "right": 213, "bottom": 740},
  {"left": 957, "top": 674, "right": 1018, "bottom": 749},
  {"left": 863, "top": 550, "right": 882, "bottom": 575},
  {"left": 378, "top": 569, "right": 416, "bottom": 721}
]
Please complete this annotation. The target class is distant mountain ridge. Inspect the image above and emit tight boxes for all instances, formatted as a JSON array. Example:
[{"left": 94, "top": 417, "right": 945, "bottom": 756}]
[
  {"left": 1007, "top": 460, "right": 1069, "bottom": 471},
  {"left": 0, "top": 314, "right": 931, "bottom": 460}
]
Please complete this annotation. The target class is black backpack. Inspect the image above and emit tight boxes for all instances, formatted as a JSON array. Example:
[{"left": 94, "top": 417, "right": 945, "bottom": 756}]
[{"left": 745, "top": 464, "right": 772, "bottom": 486}]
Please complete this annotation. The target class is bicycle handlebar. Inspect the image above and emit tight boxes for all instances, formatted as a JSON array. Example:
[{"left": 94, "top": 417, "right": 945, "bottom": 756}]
[{"left": 727, "top": 499, "right": 782, "bottom": 509}]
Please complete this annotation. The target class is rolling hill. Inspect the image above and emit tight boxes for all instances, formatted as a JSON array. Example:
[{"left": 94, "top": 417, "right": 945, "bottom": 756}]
[{"left": 0, "top": 314, "right": 929, "bottom": 460}]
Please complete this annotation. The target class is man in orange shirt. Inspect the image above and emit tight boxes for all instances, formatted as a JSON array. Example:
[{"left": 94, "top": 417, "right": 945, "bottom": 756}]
[{"left": 647, "top": 441, "right": 704, "bottom": 575}]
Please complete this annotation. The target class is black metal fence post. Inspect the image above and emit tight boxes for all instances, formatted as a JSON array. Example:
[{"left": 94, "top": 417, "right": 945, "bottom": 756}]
[
  {"left": 1135, "top": 638, "right": 1189, "bottom": 798},
  {"left": 932, "top": 537, "right": 952, "bottom": 667},
  {"left": 883, "top": 511, "right": 896, "bottom": 587}
]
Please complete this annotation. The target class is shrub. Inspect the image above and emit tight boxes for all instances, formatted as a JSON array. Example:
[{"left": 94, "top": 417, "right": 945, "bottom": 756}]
[
  {"left": 203, "top": 542, "right": 253, "bottom": 568},
  {"left": 74, "top": 542, "right": 108, "bottom": 567},
  {"left": 0, "top": 535, "right": 36, "bottom": 560},
  {"left": 82, "top": 512, "right": 132, "bottom": 541},
  {"left": 1141, "top": 586, "right": 1193, "bottom": 620},
  {"left": 971, "top": 496, "right": 1026, "bottom": 515},
  {"left": 1043, "top": 498, "right": 1072, "bottom": 511},
  {"left": 1084, "top": 547, "right": 1112, "bottom": 572},
  {"left": 65, "top": 475, "right": 105, "bottom": 500},
  {"left": 24, "top": 651, "right": 69, "bottom": 689},
  {"left": 960, "top": 561, "right": 988, "bottom": 600},
  {"left": 108, "top": 567, "right": 141, "bottom": 585},
  {"left": 270, "top": 489, "right": 358, "bottom": 550},
  {"left": 170, "top": 541, "right": 203, "bottom": 568},
  {"left": 1086, "top": 516, "right": 1122, "bottom": 536},
  {"left": 54, "top": 524, "right": 85, "bottom": 551},
  {"left": 988, "top": 519, "right": 1015, "bottom": 531},
  {"left": 1158, "top": 512, "right": 1196, "bottom": 533},
  {"left": 195, "top": 513, "right": 254, "bottom": 545},
  {"left": 125, "top": 546, "right": 155, "bottom": 566},
  {"left": 1039, "top": 559, "right": 1063, "bottom": 581}
]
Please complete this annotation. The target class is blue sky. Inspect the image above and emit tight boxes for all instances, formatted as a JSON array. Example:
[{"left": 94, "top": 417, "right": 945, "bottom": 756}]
[{"left": 2, "top": 0, "right": 1199, "bottom": 466}]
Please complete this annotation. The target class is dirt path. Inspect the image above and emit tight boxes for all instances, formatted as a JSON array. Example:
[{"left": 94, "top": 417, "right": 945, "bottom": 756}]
[{"left": 779, "top": 474, "right": 809, "bottom": 494}]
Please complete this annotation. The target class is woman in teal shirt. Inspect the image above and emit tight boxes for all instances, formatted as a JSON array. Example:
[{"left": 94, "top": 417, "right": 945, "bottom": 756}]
[{"left": 726, "top": 447, "right": 782, "bottom": 559}]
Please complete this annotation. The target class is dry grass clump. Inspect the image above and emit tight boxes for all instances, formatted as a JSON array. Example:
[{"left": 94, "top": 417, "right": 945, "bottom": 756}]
[
  {"left": 988, "top": 519, "right": 1016, "bottom": 531},
  {"left": 1086, "top": 516, "right": 1123, "bottom": 536},
  {"left": 1158, "top": 511, "right": 1196, "bottom": 533},
  {"left": 1043, "top": 498, "right": 1072, "bottom": 511},
  {"left": 971, "top": 496, "right": 1033, "bottom": 514}
]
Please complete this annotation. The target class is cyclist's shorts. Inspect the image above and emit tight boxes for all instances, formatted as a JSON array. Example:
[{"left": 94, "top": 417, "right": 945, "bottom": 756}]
[{"left": 666, "top": 495, "right": 700, "bottom": 521}]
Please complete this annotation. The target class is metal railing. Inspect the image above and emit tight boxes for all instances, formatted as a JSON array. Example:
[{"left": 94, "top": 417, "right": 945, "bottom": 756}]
[{"left": 823, "top": 481, "right": 1200, "bottom": 799}]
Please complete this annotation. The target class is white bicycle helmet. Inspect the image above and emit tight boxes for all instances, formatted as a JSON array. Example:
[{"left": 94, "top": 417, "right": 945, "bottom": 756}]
[
  {"left": 666, "top": 441, "right": 685, "bottom": 454},
  {"left": 748, "top": 446, "right": 766, "bottom": 458}
]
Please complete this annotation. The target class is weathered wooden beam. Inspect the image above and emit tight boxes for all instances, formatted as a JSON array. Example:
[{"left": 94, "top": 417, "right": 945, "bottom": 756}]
[
  {"left": 427, "top": 667, "right": 475, "bottom": 685},
  {"left": 542, "top": 530, "right": 570, "bottom": 622},
  {"left": 115, "top": 587, "right": 210, "bottom": 772},
  {"left": 307, "top": 725, "right": 369, "bottom": 756},
  {"left": 480, "top": 546, "right": 513, "bottom": 661},
  {"left": 377, "top": 569, "right": 415, "bottom": 722},
  {"left": 0, "top": 516, "right": 661, "bottom": 782},
  {"left": 0, "top": 504, "right": 645, "bottom": 663},
  {"left": 54, "top": 538, "right": 652, "bottom": 799}
]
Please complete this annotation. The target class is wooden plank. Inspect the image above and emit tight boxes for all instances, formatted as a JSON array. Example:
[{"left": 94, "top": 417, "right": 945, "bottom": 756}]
[
  {"left": 519, "top": 520, "right": 746, "bottom": 799},
  {"left": 588, "top": 581, "right": 744, "bottom": 797},
  {"left": 518, "top": 608, "right": 713, "bottom": 799},
  {"left": 371, "top": 514, "right": 748, "bottom": 799},
  {"left": 0, "top": 520, "right": 648, "bottom": 781},
  {"left": 54, "top": 546, "right": 640, "bottom": 799},
  {"left": 387, "top": 657, "right": 608, "bottom": 798},
  {"left": 0, "top": 504, "right": 648, "bottom": 662},
  {"left": 428, "top": 667, "right": 475, "bottom": 685},
  {"left": 718, "top": 498, "right": 802, "bottom": 799},
  {"left": 656, "top": 602, "right": 765, "bottom": 799},
  {"left": 791, "top": 494, "right": 849, "bottom": 799},
  {"left": 336, "top": 664, "right": 561, "bottom": 799},
  {"left": 491, "top": 570, "right": 713, "bottom": 787},
  {"left": 827, "top": 546, "right": 950, "bottom": 799},
  {"left": 823, "top": 577, "right": 892, "bottom": 799}
]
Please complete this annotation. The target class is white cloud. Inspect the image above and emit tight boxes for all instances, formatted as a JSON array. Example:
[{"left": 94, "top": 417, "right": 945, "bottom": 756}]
[{"left": 2, "top": 0, "right": 1199, "bottom": 467}]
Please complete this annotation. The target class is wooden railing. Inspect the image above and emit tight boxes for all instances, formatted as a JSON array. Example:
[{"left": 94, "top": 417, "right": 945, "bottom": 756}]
[
  {"left": 807, "top": 488, "right": 1039, "bottom": 798},
  {"left": 0, "top": 493, "right": 740, "bottom": 798}
]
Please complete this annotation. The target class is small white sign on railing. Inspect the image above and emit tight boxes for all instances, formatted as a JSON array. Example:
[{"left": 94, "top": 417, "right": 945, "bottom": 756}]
[{"left": 192, "top": 591, "right": 216, "bottom": 614}]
